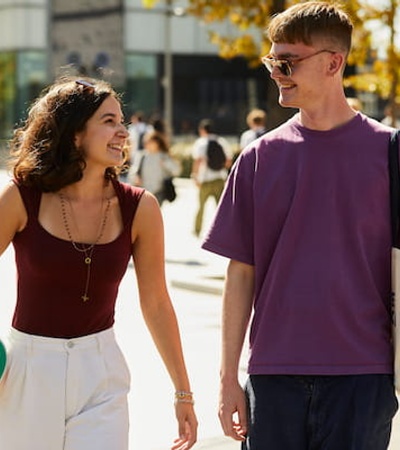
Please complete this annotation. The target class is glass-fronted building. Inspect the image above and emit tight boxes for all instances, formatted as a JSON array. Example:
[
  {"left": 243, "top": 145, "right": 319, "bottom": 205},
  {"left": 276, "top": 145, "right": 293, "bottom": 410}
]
[
  {"left": 0, "top": 0, "right": 270, "bottom": 139},
  {"left": 0, "top": 0, "right": 48, "bottom": 139}
]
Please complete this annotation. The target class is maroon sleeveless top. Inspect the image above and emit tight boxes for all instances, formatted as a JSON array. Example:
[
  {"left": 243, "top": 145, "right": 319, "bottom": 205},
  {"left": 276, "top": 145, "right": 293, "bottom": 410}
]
[{"left": 12, "top": 179, "right": 144, "bottom": 338}]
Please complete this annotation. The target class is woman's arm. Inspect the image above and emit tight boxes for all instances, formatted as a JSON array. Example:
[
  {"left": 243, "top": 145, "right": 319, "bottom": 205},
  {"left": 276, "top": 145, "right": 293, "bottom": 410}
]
[
  {"left": 162, "top": 155, "right": 181, "bottom": 177},
  {"left": 131, "top": 192, "right": 197, "bottom": 449},
  {"left": 0, "top": 182, "right": 26, "bottom": 257}
]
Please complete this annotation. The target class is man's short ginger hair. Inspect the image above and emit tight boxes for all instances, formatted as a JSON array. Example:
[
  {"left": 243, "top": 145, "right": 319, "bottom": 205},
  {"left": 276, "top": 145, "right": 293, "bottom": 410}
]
[{"left": 266, "top": 2, "right": 353, "bottom": 55}]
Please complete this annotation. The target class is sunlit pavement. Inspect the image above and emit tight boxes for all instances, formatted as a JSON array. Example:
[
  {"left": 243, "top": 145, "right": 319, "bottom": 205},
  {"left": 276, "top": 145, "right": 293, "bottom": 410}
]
[{"left": 0, "top": 170, "right": 399, "bottom": 449}]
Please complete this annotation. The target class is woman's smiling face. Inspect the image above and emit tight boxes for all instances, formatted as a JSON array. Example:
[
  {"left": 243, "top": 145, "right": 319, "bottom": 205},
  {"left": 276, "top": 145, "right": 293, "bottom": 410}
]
[{"left": 74, "top": 95, "right": 129, "bottom": 169}]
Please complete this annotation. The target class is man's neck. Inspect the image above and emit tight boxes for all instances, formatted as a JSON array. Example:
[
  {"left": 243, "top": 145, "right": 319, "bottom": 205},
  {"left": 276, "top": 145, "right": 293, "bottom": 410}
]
[{"left": 299, "top": 103, "right": 357, "bottom": 131}]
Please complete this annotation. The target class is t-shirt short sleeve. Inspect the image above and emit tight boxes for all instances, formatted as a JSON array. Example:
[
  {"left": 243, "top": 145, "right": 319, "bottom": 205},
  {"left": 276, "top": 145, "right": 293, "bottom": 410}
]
[{"left": 202, "top": 149, "right": 255, "bottom": 265}]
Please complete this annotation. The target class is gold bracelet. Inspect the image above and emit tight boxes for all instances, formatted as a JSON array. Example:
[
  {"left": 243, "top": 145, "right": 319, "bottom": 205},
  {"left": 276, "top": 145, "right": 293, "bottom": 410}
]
[
  {"left": 174, "top": 391, "right": 194, "bottom": 405},
  {"left": 175, "top": 391, "right": 193, "bottom": 398}
]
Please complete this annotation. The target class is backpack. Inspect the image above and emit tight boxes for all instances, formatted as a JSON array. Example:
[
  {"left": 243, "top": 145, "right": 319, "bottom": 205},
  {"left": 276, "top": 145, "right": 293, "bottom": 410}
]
[
  {"left": 137, "top": 130, "right": 146, "bottom": 150},
  {"left": 206, "top": 139, "right": 226, "bottom": 171},
  {"left": 162, "top": 177, "right": 177, "bottom": 202}
]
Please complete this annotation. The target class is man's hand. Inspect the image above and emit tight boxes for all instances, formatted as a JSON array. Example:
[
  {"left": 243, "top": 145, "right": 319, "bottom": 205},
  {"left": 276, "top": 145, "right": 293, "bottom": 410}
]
[{"left": 218, "top": 379, "right": 247, "bottom": 441}]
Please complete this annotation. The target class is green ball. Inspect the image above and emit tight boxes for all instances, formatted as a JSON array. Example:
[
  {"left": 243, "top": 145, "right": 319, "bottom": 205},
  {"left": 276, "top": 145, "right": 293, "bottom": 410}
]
[{"left": 0, "top": 340, "right": 7, "bottom": 379}]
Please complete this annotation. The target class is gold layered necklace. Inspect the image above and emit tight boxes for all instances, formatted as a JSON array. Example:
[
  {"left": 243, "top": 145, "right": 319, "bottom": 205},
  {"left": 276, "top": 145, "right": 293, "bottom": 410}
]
[{"left": 59, "top": 191, "right": 111, "bottom": 302}]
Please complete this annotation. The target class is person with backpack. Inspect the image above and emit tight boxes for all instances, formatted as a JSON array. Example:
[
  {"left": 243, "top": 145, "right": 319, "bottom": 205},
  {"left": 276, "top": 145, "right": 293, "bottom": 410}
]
[{"left": 191, "top": 118, "right": 232, "bottom": 237}]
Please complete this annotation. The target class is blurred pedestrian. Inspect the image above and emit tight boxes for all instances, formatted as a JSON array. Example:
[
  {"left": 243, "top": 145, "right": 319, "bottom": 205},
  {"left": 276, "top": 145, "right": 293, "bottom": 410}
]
[
  {"left": 121, "top": 111, "right": 153, "bottom": 182},
  {"left": 203, "top": 2, "right": 398, "bottom": 449},
  {"left": 239, "top": 108, "right": 268, "bottom": 150},
  {"left": 127, "top": 111, "right": 152, "bottom": 153},
  {"left": 381, "top": 104, "right": 400, "bottom": 128},
  {"left": 149, "top": 113, "right": 168, "bottom": 139},
  {"left": 129, "top": 131, "right": 181, "bottom": 206},
  {"left": 191, "top": 118, "right": 232, "bottom": 237},
  {"left": 0, "top": 76, "right": 197, "bottom": 450},
  {"left": 346, "top": 96, "right": 363, "bottom": 111}
]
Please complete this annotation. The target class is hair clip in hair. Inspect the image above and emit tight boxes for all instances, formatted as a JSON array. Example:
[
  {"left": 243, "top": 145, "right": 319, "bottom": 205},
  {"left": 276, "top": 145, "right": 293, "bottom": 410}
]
[{"left": 75, "top": 79, "right": 95, "bottom": 92}]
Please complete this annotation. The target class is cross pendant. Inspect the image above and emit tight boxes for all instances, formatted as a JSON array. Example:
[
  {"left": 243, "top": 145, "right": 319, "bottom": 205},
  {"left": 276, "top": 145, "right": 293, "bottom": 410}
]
[{"left": 82, "top": 295, "right": 89, "bottom": 302}]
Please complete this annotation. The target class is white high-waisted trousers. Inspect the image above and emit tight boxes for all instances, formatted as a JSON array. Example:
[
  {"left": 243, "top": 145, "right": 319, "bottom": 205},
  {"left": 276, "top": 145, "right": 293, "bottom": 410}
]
[{"left": 0, "top": 327, "right": 130, "bottom": 450}]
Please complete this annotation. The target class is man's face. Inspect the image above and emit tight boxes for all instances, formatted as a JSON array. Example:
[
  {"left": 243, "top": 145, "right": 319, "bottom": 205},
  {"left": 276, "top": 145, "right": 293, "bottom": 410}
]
[{"left": 266, "top": 42, "right": 335, "bottom": 110}]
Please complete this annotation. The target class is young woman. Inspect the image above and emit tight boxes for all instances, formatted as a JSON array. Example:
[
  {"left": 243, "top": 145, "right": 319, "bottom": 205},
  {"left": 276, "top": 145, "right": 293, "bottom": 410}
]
[
  {"left": 130, "top": 131, "right": 180, "bottom": 205},
  {"left": 0, "top": 76, "right": 197, "bottom": 450}
]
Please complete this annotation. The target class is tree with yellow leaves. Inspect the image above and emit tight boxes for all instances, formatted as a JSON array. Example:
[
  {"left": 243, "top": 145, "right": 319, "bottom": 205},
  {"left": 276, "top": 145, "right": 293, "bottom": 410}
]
[{"left": 345, "top": 0, "right": 400, "bottom": 125}]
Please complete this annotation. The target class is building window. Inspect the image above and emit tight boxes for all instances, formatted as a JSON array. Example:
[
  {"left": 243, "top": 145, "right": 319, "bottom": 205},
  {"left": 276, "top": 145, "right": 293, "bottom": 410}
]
[
  {"left": 125, "top": 54, "right": 158, "bottom": 117},
  {"left": 17, "top": 52, "right": 47, "bottom": 121},
  {"left": 0, "top": 51, "right": 47, "bottom": 139}
]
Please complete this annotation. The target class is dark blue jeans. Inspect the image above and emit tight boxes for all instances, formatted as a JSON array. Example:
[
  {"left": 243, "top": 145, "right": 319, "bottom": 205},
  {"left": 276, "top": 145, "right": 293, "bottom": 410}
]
[{"left": 242, "top": 374, "right": 398, "bottom": 450}]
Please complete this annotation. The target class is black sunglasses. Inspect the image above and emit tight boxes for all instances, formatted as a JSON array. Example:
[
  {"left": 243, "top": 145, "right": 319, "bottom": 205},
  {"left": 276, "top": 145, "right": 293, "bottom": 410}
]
[{"left": 261, "top": 49, "right": 336, "bottom": 77}]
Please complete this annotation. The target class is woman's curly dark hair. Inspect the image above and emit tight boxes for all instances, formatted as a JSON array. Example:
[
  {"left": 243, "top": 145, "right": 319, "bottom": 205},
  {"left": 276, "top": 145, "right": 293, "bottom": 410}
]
[{"left": 8, "top": 76, "right": 128, "bottom": 192}]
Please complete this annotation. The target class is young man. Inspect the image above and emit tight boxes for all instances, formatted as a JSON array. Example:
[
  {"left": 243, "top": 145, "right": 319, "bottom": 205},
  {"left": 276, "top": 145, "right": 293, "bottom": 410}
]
[{"left": 202, "top": 2, "right": 399, "bottom": 449}]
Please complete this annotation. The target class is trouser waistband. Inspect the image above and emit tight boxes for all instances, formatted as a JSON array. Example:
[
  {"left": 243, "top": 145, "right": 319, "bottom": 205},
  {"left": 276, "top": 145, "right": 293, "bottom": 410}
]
[{"left": 8, "top": 327, "right": 116, "bottom": 352}]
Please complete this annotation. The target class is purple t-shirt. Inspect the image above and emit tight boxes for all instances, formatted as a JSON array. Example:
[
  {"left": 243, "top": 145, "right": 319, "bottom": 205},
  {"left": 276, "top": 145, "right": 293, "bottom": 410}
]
[{"left": 202, "top": 113, "right": 395, "bottom": 375}]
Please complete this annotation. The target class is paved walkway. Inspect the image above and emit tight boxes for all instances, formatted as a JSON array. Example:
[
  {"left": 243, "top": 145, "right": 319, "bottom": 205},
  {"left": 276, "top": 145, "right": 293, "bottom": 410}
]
[{"left": 163, "top": 178, "right": 227, "bottom": 295}]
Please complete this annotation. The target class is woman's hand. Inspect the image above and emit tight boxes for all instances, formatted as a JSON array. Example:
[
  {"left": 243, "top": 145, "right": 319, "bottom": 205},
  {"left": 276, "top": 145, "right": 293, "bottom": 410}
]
[{"left": 171, "top": 402, "right": 198, "bottom": 450}]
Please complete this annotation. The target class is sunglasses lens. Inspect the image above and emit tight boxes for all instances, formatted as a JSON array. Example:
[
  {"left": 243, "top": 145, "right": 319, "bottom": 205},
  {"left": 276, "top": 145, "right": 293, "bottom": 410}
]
[
  {"left": 278, "top": 62, "right": 290, "bottom": 77},
  {"left": 263, "top": 58, "right": 291, "bottom": 77}
]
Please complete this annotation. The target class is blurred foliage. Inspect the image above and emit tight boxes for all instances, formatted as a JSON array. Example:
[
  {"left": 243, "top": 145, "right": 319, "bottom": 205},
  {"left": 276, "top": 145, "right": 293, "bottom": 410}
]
[{"left": 143, "top": 0, "right": 400, "bottom": 119}]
